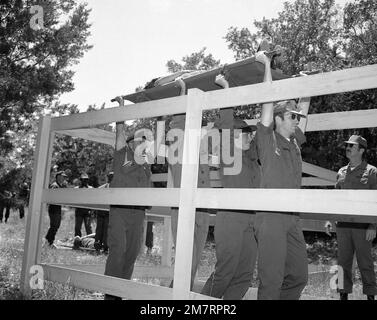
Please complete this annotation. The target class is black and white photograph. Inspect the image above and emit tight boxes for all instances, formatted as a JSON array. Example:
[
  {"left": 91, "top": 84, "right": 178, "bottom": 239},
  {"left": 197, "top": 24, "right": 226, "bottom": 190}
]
[{"left": 1, "top": 0, "right": 377, "bottom": 307}]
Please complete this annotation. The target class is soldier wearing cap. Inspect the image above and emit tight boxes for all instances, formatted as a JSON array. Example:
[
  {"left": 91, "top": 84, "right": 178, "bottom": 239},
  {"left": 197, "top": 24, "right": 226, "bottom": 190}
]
[
  {"left": 254, "top": 51, "right": 308, "bottom": 300},
  {"left": 201, "top": 108, "right": 260, "bottom": 299},
  {"left": 74, "top": 172, "right": 93, "bottom": 237},
  {"left": 45, "top": 171, "right": 68, "bottom": 246},
  {"left": 325, "top": 135, "right": 377, "bottom": 300},
  {"left": 104, "top": 123, "right": 152, "bottom": 300},
  {"left": 94, "top": 171, "right": 114, "bottom": 253}
]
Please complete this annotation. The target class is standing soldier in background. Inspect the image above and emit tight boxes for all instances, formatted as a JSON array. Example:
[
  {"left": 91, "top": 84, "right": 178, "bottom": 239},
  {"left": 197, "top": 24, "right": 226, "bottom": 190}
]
[
  {"left": 45, "top": 171, "right": 68, "bottom": 247},
  {"left": 17, "top": 182, "right": 30, "bottom": 219},
  {"left": 104, "top": 122, "right": 152, "bottom": 300},
  {"left": 94, "top": 171, "right": 114, "bottom": 253},
  {"left": 74, "top": 173, "right": 93, "bottom": 237},
  {"left": 326, "top": 135, "right": 377, "bottom": 300}
]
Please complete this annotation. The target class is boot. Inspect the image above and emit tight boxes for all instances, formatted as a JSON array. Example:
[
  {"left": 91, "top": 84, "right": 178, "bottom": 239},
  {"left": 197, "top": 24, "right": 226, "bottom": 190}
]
[
  {"left": 340, "top": 292, "right": 348, "bottom": 300},
  {"left": 367, "top": 295, "right": 375, "bottom": 300}
]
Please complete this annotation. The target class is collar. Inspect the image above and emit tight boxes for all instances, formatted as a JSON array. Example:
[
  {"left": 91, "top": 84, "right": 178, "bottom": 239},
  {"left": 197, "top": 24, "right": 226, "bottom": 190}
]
[{"left": 346, "top": 160, "right": 367, "bottom": 172}]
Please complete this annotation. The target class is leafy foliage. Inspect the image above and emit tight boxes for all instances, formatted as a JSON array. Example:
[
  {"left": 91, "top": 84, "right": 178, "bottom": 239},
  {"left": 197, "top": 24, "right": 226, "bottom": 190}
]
[
  {"left": 0, "top": 0, "right": 92, "bottom": 155},
  {"left": 224, "top": 0, "right": 377, "bottom": 171}
]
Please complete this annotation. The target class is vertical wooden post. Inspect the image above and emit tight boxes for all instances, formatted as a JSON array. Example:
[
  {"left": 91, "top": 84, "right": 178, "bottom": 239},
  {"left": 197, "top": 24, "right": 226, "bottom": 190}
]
[
  {"left": 172, "top": 89, "right": 204, "bottom": 299},
  {"left": 298, "top": 96, "right": 311, "bottom": 133},
  {"left": 36, "top": 131, "right": 55, "bottom": 261},
  {"left": 161, "top": 216, "right": 172, "bottom": 267},
  {"left": 20, "top": 115, "right": 52, "bottom": 296}
]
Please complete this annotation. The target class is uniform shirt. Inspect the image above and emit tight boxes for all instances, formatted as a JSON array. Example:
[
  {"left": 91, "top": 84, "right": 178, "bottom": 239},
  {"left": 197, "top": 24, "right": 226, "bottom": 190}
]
[
  {"left": 110, "top": 145, "right": 152, "bottom": 210},
  {"left": 336, "top": 161, "right": 377, "bottom": 190},
  {"left": 168, "top": 114, "right": 211, "bottom": 188},
  {"left": 335, "top": 161, "right": 377, "bottom": 228},
  {"left": 256, "top": 123, "right": 305, "bottom": 189},
  {"left": 216, "top": 108, "right": 261, "bottom": 189},
  {"left": 110, "top": 146, "right": 152, "bottom": 189}
]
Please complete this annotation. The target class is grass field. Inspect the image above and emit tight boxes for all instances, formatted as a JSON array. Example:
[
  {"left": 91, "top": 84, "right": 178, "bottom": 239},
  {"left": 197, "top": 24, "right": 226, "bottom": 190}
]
[{"left": 0, "top": 207, "right": 376, "bottom": 300}]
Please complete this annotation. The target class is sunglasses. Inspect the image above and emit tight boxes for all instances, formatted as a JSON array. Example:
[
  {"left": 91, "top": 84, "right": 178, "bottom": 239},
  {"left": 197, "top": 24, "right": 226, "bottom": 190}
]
[{"left": 289, "top": 113, "right": 302, "bottom": 121}]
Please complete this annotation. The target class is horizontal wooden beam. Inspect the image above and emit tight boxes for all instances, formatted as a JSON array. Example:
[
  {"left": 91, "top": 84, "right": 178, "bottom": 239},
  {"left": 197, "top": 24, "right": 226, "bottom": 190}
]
[
  {"left": 194, "top": 188, "right": 377, "bottom": 216},
  {"left": 56, "top": 128, "right": 115, "bottom": 147},
  {"left": 50, "top": 95, "right": 187, "bottom": 131},
  {"left": 306, "top": 109, "right": 377, "bottom": 132},
  {"left": 43, "top": 188, "right": 180, "bottom": 207},
  {"left": 151, "top": 173, "right": 168, "bottom": 182},
  {"left": 204, "top": 64, "right": 377, "bottom": 110},
  {"left": 302, "top": 177, "right": 335, "bottom": 186},
  {"left": 302, "top": 162, "right": 337, "bottom": 182},
  {"left": 41, "top": 264, "right": 215, "bottom": 300}
]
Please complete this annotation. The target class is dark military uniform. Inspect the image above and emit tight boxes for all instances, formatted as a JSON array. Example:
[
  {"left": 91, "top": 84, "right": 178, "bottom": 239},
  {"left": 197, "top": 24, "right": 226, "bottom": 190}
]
[
  {"left": 202, "top": 109, "right": 260, "bottom": 300},
  {"left": 335, "top": 161, "right": 377, "bottom": 296},
  {"left": 255, "top": 122, "right": 308, "bottom": 300},
  {"left": 94, "top": 183, "right": 110, "bottom": 252},
  {"left": 104, "top": 146, "right": 152, "bottom": 280},
  {"left": 45, "top": 182, "right": 66, "bottom": 245},
  {"left": 168, "top": 114, "right": 211, "bottom": 289},
  {"left": 74, "top": 184, "right": 93, "bottom": 237}
]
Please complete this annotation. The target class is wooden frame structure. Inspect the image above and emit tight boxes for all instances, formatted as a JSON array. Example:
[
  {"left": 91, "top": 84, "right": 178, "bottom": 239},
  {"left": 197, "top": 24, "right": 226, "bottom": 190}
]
[{"left": 21, "top": 64, "right": 377, "bottom": 300}]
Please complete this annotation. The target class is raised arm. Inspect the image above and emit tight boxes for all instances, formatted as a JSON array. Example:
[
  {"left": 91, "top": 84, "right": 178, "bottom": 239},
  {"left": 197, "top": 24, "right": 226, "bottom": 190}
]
[
  {"left": 256, "top": 52, "right": 274, "bottom": 127},
  {"left": 115, "top": 122, "right": 127, "bottom": 151}
]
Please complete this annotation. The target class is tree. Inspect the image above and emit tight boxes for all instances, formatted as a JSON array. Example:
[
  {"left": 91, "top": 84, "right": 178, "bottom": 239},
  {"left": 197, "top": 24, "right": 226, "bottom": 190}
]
[
  {"left": 224, "top": 0, "right": 377, "bottom": 171},
  {"left": 0, "top": 0, "right": 92, "bottom": 156},
  {"left": 166, "top": 47, "right": 221, "bottom": 72}
]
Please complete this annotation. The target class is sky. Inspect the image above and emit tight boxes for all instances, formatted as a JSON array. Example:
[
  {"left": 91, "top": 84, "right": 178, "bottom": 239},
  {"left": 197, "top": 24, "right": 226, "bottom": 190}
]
[{"left": 59, "top": 0, "right": 351, "bottom": 112}]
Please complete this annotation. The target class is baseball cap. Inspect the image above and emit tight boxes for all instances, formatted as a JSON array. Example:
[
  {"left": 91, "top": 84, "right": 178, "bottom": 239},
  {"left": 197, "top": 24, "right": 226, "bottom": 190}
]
[
  {"left": 273, "top": 100, "right": 307, "bottom": 118},
  {"left": 55, "top": 171, "right": 67, "bottom": 178},
  {"left": 344, "top": 135, "right": 367, "bottom": 149},
  {"left": 214, "top": 118, "right": 257, "bottom": 132},
  {"left": 233, "top": 119, "right": 257, "bottom": 132},
  {"left": 80, "top": 173, "right": 89, "bottom": 179}
]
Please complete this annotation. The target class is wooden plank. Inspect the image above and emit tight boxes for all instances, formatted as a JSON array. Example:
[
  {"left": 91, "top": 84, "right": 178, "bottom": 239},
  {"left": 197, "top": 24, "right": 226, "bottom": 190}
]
[
  {"left": 20, "top": 116, "right": 52, "bottom": 296},
  {"left": 47, "top": 263, "right": 174, "bottom": 279},
  {"left": 302, "top": 162, "right": 337, "bottom": 182},
  {"left": 161, "top": 217, "right": 173, "bottom": 267},
  {"left": 194, "top": 188, "right": 377, "bottom": 216},
  {"left": 173, "top": 89, "right": 204, "bottom": 299},
  {"left": 43, "top": 188, "right": 180, "bottom": 207},
  {"left": 302, "top": 177, "right": 335, "bottom": 186},
  {"left": 300, "top": 212, "right": 377, "bottom": 224},
  {"left": 306, "top": 109, "right": 377, "bottom": 132},
  {"left": 51, "top": 95, "right": 187, "bottom": 131},
  {"left": 204, "top": 64, "right": 377, "bottom": 110},
  {"left": 56, "top": 128, "right": 115, "bottom": 146},
  {"left": 244, "top": 109, "right": 377, "bottom": 132},
  {"left": 41, "top": 264, "right": 216, "bottom": 300},
  {"left": 151, "top": 173, "right": 168, "bottom": 182}
]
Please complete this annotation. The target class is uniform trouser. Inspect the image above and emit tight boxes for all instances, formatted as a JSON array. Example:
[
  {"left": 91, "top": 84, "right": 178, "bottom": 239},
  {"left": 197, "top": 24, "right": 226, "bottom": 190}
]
[
  {"left": 95, "top": 211, "right": 109, "bottom": 249},
  {"left": 45, "top": 212, "right": 61, "bottom": 244},
  {"left": 201, "top": 211, "right": 257, "bottom": 299},
  {"left": 171, "top": 208, "right": 210, "bottom": 290},
  {"left": 254, "top": 212, "right": 308, "bottom": 300},
  {"left": 18, "top": 204, "right": 25, "bottom": 219},
  {"left": 75, "top": 211, "right": 92, "bottom": 237},
  {"left": 0, "top": 204, "right": 11, "bottom": 222},
  {"left": 336, "top": 222, "right": 377, "bottom": 295},
  {"left": 105, "top": 207, "right": 145, "bottom": 280}
]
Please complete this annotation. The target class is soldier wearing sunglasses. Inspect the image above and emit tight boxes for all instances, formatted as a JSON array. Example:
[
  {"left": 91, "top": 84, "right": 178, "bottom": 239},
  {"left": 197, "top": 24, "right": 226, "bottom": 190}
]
[{"left": 253, "top": 51, "right": 308, "bottom": 300}]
